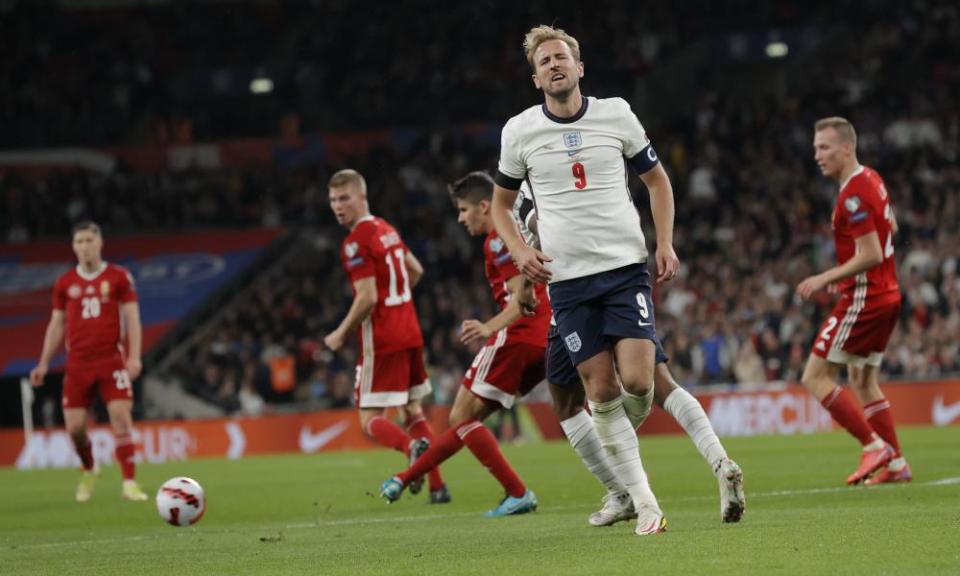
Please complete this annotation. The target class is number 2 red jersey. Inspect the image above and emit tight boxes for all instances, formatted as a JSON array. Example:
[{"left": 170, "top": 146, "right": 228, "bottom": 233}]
[
  {"left": 53, "top": 263, "right": 137, "bottom": 364},
  {"left": 484, "top": 230, "right": 550, "bottom": 346},
  {"left": 832, "top": 165, "right": 901, "bottom": 306},
  {"left": 340, "top": 216, "right": 424, "bottom": 354}
]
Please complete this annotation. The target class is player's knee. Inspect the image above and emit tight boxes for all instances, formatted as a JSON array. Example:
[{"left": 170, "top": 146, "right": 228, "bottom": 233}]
[
  {"left": 620, "top": 375, "right": 652, "bottom": 397},
  {"left": 448, "top": 409, "right": 468, "bottom": 428}
]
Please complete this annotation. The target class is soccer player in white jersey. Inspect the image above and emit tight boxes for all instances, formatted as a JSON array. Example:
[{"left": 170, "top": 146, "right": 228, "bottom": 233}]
[
  {"left": 491, "top": 25, "right": 678, "bottom": 536},
  {"left": 514, "top": 184, "right": 745, "bottom": 524}
]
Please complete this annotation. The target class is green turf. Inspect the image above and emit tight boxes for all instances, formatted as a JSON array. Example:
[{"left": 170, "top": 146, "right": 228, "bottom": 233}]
[{"left": 1, "top": 426, "right": 959, "bottom": 575}]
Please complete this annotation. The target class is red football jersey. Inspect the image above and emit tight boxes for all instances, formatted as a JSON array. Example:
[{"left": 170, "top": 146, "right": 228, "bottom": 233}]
[
  {"left": 53, "top": 263, "right": 137, "bottom": 364},
  {"left": 341, "top": 216, "right": 424, "bottom": 354},
  {"left": 832, "top": 166, "right": 901, "bottom": 306},
  {"left": 483, "top": 230, "right": 550, "bottom": 346}
]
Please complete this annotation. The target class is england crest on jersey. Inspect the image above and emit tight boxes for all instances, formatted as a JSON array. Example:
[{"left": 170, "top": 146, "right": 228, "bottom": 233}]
[
  {"left": 564, "top": 331, "right": 582, "bottom": 353},
  {"left": 562, "top": 131, "right": 582, "bottom": 150}
]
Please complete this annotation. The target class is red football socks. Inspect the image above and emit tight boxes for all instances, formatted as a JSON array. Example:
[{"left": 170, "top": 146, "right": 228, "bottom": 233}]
[
  {"left": 864, "top": 399, "right": 901, "bottom": 456},
  {"left": 366, "top": 416, "right": 412, "bottom": 454},
  {"left": 457, "top": 420, "right": 526, "bottom": 498},
  {"left": 821, "top": 386, "right": 878, "bottom": 446},
  {"left": 114, "top": 434, "right": 136, "bottom": 480},
  {"left": 406, "top": 414, "right": 445, "bottom": 490},
  {"left": 73, "top": 434, "right": 94, "bottom": 471},
  {"left": 398, "top": 426, "right": 463, "bottom": 486}
]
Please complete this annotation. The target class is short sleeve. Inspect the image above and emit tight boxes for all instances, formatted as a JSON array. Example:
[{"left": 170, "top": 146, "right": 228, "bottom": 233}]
[
  {"left": 840, "top": 193, "right": 877, "bottom": 237},
  {"left": 496, "top": 119, "right": 526, "bottom": 189},
  {"left": 342, "top": 237, "right": 376, "bottom": 282},
  {"left": 617, "top": 99, "right": 652, "bottom": 159},
  {"left": 488, "top": 236, "right": 520, "bottom": 281},
  {"left": 117, "top": 269, "right": 138, "bottom": 303},
  {"left": 52, "top": 277, "right": 66, "bottom": 310}
]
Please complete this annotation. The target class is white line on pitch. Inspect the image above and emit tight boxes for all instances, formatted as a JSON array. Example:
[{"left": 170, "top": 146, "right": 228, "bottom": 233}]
[
  {"left": 287, "top": 476, "right": 960, "bottom": 529},
  {"left": 8, "top": 476, "right": 959, "bottom": 550}
]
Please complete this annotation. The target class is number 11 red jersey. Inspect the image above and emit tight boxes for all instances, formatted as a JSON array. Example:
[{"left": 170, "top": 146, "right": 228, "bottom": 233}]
[{"left": 340, "top": 216, "right": 424, "bottom": 354}]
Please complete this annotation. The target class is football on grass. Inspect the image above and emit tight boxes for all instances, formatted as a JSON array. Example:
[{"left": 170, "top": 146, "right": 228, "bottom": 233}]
[{"left": 156, "top": 477, "right": 206, "bottom": 526}]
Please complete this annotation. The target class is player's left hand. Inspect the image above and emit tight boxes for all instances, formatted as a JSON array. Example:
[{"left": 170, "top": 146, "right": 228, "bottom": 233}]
[
  {"left": 323, "top": 331, "right": 345, "bottom": 352},
  {"left": 125, "top": 358, "right": 142, "bottom": 380},
  {"left": 460, "top": 319, "right": 491, "bottom": 346},
  {"left": 655, "top": 243, "right": 680, "bottom": 284},
  {"left": 796, "top": 274, "right": 828, "bottom": 300}
]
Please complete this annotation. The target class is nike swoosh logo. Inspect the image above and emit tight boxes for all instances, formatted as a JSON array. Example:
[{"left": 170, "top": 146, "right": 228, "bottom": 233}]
[
  {"left": 932, "top": 396, "right": 960, "bottom": 426},
  {"left": 299, "top": 421, "right": 350, "bottom": 453},
  {"left": 638, "top": 321, "right": 653, "bottom": 327}
]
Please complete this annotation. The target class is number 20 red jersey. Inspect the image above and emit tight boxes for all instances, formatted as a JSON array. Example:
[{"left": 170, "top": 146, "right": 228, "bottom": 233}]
[
  {"left": 53, "top": 263, "right": 137, "bottom": 365},
  {"left": 340, "top": 216, "right": 424, "bottom": 354},
  {"left": 832, "top": 165, "right": 901, "bottom": 306}
]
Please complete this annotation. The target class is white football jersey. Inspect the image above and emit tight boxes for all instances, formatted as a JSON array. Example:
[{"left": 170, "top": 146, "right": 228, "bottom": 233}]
[{"left": 497, "top": 96, "right": 657, "bottom": 282}]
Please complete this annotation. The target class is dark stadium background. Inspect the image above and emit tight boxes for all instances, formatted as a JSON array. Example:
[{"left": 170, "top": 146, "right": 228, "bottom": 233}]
[{"left": 1, "top": 0, "right": 957, "bottom": 429}]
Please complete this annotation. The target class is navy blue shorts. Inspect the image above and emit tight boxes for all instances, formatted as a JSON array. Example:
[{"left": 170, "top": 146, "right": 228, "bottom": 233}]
[
  {"left": 548, "top": 263, "right": 663, "bottom": 371},
  {"left": 546, "top": 324, "right": 669, "bottom": 387}
]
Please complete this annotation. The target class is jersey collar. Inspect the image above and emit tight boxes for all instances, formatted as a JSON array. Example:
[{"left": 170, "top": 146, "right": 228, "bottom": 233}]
[
  {"left": 76, "top": 261, "right": 108, "bottom": 281},
  {"left": 351, "top": 215, "right": 375, "bottom": 230},
  {"left": 839, "top": 164, "right": 864, "bottom": 192},
  {"left": 541, "top": 96, "right": 589, "bottom": 124}
]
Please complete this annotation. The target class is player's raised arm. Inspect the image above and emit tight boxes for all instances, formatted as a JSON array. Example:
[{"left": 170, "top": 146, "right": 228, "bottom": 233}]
[
  {"left": 492, "top": 183, "right": 552, "bottom": 283},
  {"left": 121, "top": 301, "right": 143, "bottom": 380},
  {"left": 638, "top": 163, "right": 679, "bottom": 284},
  {"left": 29, "top": 309, "right": 66, "bottom": 386},
  {"left": 324, "top": 276, "right": 377, "bottom": 351}
]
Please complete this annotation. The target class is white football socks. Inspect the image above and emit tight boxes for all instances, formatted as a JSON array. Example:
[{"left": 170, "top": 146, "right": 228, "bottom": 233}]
[
  {"left": 587, "top": 396, "right": 659, "bottom": 510},
  {"left": 621, "top": 386, "right": 655, "bottom": 429},
  {"left": 560, "top": 409, "right": 623, "bottom": 494},
  {"left": 663, "top": 387, "right": 728, "bottom": 472}
]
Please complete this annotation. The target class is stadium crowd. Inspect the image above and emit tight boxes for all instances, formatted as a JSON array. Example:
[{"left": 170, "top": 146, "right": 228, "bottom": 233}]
[
  {"left": 1, "top": 0, "right": 957, "bottom": 413},
  {"left": 3, "top": 0, "right": 850, "bottom": 147}
]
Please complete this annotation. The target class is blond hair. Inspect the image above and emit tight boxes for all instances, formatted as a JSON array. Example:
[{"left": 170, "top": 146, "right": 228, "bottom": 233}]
[
  {"left": 328, "top": 169, "right": 367, "bottom": 195},
  {"left": 814, "top": 116, "right": 857, "bottom": 146},
  {"left": 523, "top": 25, "right": 581, "bottom": 68}
]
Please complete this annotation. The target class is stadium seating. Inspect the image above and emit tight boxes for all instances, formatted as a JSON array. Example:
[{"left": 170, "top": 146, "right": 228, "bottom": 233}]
[{"left": 0, "top": 0, "right": 956, "bottom": 415}]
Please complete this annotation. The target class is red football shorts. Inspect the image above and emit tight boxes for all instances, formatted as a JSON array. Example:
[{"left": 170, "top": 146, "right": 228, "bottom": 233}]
[
  {"left": 812, "top": 298, "right": 900, "bottom": 367},
  {"left": 463, "top": 330, "right": 546, "bottom": 409},
  {"left": 355, "top": 346, "right": 431, "bottom": 408},
  {"left": 62, "top": 357, "right": 133, "bottom": 409}
]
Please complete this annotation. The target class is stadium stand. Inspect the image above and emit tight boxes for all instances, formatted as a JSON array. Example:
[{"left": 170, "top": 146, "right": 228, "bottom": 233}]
[{"left": 0, "top": 0, "right": 956, "bottom": 421}]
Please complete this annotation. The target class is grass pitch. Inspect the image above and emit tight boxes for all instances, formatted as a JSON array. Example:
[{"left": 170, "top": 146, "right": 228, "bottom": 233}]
[{"left": 1, "top": 426, "right": 958, "bottom": 575}]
